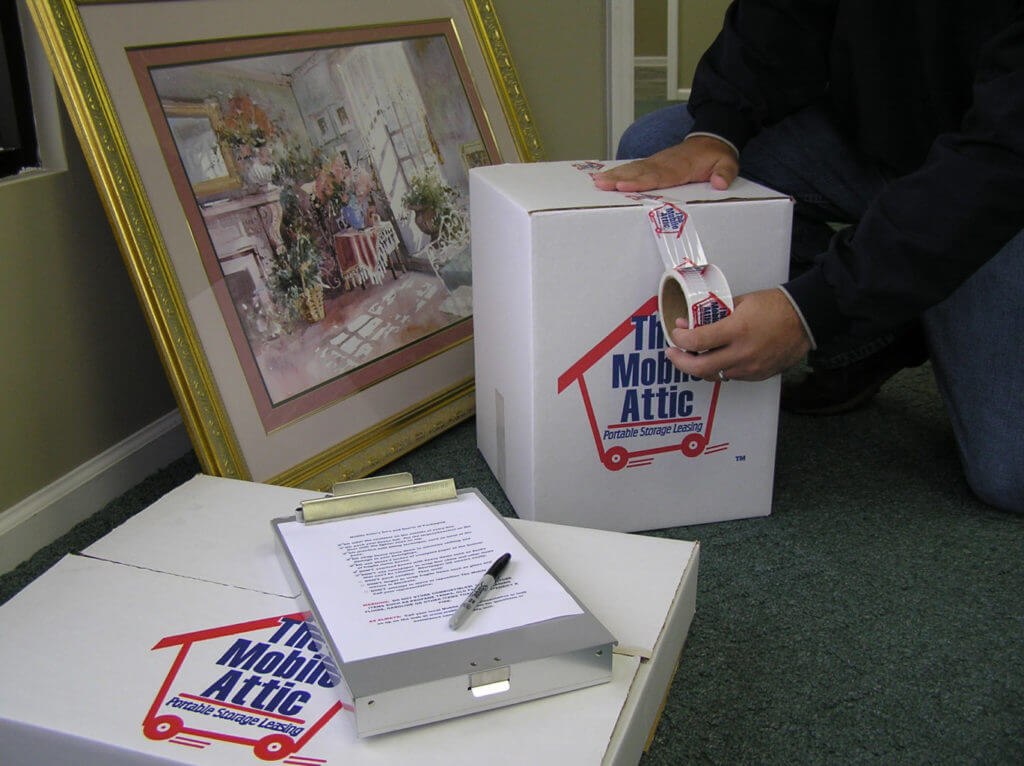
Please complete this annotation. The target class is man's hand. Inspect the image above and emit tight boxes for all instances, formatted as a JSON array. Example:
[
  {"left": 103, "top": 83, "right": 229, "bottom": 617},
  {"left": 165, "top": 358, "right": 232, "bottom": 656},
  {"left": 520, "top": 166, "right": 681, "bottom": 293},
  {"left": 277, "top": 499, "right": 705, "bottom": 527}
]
[
  {"left": 593, "top": 136, "right": 739, "bottom": 193},
  {"left": 666, "top": 289, "right": 811, "bottom": 381}
]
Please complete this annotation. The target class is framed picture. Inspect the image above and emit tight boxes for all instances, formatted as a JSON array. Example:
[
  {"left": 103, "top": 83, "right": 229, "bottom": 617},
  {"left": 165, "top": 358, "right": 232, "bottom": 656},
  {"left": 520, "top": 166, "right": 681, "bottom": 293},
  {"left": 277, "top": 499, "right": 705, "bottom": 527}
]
[
  {"left": 27, "top": 0, "right": 545, "bottom": 488},
  {"left": 460, "top": 138, "right": 490, "bottom": 171}
]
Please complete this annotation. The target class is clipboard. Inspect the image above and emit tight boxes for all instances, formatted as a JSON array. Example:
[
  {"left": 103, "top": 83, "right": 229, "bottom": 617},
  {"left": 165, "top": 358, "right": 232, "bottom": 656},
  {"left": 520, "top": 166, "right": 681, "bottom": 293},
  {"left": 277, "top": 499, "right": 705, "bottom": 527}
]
[{"left": 272, "top": 476, "right": 617, "bottom": 737}]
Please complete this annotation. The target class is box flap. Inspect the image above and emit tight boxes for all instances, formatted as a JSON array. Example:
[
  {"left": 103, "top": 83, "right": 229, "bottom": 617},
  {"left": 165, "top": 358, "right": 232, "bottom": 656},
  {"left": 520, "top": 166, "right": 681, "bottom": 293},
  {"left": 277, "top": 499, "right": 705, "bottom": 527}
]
[
  {"left": 471, "top": 160, "right": 788, "bottom": 213},
  {"left": 0, "top": 555, "right": 642, "bottom": 764},
  {"left": 83, "top": 474, "right": 312, "bottom": 597},
  {"left": 80, "top": 477, "right": 697, "bottom": 659},
  {"left": 511, "top": 519, "right": 697, "bottom": 659}
]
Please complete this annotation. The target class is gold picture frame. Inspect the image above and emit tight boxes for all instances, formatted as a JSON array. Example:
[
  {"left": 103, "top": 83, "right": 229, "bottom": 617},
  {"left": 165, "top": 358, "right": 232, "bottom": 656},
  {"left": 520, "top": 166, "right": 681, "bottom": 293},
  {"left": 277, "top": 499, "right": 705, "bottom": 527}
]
[{"left": 27, "top": 0, "right": 545, "bottom": 489}]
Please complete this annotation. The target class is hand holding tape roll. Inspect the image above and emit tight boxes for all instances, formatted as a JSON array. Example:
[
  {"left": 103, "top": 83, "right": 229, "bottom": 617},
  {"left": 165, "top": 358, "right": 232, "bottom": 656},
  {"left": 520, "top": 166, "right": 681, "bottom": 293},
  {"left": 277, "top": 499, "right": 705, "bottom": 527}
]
[
  {"left": 571, "top": 163, "right": 736, "bottom": 354},
  {"left": 643, "top": 200, "right": 734, "bottom": 349}
]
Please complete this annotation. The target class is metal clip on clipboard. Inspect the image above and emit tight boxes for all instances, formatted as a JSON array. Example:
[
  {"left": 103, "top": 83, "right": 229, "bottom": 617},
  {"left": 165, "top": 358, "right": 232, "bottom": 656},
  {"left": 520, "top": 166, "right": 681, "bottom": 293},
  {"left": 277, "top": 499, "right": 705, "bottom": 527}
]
[
  {"left": 272, "top": 474, "right": 616, "bottom": 737},
  {"left": 296, "top": 473, "right": 455, "bottom": 523}
]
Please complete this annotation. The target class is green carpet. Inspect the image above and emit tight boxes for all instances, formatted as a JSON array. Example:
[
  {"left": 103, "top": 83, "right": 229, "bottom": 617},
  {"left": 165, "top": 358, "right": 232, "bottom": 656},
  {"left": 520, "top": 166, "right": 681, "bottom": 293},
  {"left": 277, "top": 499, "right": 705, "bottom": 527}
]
[{"left": 3, "top": 363, "right": 1022, "bottom": 763}]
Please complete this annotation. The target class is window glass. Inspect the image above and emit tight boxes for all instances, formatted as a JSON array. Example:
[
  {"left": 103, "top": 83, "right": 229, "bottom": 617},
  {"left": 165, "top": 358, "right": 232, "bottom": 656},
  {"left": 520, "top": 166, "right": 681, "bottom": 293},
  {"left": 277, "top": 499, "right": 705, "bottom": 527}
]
[{"left": 0, "top": 0, "right": 39, "bottom": 177}]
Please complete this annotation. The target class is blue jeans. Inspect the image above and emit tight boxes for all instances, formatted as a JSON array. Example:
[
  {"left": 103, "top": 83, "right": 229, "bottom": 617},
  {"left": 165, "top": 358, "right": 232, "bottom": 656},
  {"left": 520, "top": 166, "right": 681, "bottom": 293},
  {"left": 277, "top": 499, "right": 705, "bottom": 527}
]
[{"left": 618, "top": 104, "right": 1024, "bottom": 512}]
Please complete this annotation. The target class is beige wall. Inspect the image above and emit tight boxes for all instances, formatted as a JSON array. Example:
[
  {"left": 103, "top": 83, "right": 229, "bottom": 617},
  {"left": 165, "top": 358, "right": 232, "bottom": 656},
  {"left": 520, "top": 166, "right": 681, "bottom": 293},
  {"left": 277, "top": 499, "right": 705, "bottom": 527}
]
[
  {"left": 677, "top": 0, "right": 729, "bottom": 90},
  {"left": 635, "top": 0, "right": 729, "bottom": 92},
  {"left": 0, "top": 107, "right": 177, "bottom": 512},
  {"left": 494, "top": 0, "right": 607, "bottom": 161},
  {"left": 0, "top": 1, "right": 605, "bottom": 514},
  {"left": 635, "top": 0, "right": 668, "bottom": 57}
]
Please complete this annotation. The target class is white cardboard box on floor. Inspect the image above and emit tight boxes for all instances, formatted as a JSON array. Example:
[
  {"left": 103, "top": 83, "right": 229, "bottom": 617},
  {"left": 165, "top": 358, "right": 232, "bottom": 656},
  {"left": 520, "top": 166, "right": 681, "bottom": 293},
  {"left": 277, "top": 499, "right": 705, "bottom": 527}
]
[
  {"left": 0, "top": 475, "right": 698, "bottom": 765},
  {"left": 471, "top": 161, "right": 793, "bottom": 532}
]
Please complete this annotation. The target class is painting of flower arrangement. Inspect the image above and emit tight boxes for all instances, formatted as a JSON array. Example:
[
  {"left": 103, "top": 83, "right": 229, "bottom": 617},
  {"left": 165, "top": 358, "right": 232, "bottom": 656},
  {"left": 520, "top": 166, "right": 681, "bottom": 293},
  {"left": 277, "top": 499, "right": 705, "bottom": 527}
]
[{"left": 133, "top": 23, "right": 496, "bottom": 430}]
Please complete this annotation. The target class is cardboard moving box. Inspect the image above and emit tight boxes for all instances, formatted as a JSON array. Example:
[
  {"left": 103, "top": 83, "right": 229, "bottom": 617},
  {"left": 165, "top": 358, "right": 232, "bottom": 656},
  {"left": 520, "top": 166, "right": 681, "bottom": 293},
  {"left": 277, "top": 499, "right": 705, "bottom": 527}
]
[
  {"left": 471, "top": 161, "right": 793, "bottom": 532},
  {"left": 0, "top": 476, "right": 699, "bottom": 765}
]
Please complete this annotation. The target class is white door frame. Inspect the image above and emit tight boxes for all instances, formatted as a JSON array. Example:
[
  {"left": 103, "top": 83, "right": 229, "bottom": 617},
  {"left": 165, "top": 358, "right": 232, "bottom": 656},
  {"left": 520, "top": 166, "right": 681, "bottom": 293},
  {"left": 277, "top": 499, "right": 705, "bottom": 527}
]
[
  {"left": 665, "top": 0, "right": 691, "bottom": 101},
  {"left": 606, "top": 0, "right": 634, "bottom": 159}
]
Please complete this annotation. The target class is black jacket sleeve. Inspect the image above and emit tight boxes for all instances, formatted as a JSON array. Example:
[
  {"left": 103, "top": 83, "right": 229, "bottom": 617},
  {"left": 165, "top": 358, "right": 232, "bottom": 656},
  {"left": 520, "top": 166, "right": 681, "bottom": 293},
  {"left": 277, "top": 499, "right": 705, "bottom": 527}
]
[
  {"left": 688, "top": 1, "right": 1024, "bottom": 343},
  {"left": 687, "top": 1, "right": 837, "bottom": 150},
  {"left": 789, "top": 16, "right": 1024, "bottom": 341}
]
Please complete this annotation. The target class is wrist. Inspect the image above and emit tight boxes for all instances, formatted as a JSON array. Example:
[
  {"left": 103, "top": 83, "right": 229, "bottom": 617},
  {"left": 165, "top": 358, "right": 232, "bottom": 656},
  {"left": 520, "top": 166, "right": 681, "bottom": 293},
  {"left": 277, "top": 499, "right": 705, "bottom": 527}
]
[
  {"left": 775, "top": 286, "right": 817, "bottom": 351},
  {"left": 684, "top": 131, "right": 739, "bottom": 159}
]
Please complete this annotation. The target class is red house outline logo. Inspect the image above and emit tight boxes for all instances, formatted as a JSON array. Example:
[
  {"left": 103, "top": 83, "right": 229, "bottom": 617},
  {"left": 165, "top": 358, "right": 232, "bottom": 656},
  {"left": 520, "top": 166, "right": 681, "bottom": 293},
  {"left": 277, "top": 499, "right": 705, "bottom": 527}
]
[
  {"left": 557, "top": 296, "right": 729, "bottom": 471},
  {"left": 144, "top": 612, "right": 351, "bottom": 762}
]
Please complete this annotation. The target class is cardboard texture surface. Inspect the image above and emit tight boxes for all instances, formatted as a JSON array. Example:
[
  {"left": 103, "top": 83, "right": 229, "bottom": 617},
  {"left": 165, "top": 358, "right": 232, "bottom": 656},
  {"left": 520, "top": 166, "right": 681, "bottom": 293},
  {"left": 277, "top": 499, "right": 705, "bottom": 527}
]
[
  {"left": 0, "top": 476, "right": 698, "bottom": 765},
  {"left": 472, "top": 161, "right": 793, "bottom": 531}
]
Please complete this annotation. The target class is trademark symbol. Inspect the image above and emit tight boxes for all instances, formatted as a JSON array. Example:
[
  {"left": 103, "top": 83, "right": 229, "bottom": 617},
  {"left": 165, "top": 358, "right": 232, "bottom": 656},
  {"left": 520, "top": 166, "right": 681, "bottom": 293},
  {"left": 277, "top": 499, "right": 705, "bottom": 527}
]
[{"left": 735, "top": 455, "right": 746, "bottom": 462}]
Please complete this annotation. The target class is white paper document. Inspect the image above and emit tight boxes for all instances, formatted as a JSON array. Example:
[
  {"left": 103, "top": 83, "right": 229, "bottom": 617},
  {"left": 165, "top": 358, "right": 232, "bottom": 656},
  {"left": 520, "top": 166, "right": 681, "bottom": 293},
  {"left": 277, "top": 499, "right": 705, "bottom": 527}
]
[{"left": 277, "top": 492, "right": 583, "bottom": 662}]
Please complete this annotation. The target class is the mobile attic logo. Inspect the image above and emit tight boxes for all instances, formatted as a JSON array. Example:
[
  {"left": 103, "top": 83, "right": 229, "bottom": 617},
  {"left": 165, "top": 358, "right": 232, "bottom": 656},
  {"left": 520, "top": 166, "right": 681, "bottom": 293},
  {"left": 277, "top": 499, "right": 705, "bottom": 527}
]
[
  {"left": 557, "top": 296, "right": 728, "bottom": 471},
  {"left": 144, "top": 613, "right": 350, "bottom": 762},
  {"left": 570, "top": 160, "right": 606, "bottom": 178},
  {"left": 648, "top": 201, "right": 688, "bottom": 238}
]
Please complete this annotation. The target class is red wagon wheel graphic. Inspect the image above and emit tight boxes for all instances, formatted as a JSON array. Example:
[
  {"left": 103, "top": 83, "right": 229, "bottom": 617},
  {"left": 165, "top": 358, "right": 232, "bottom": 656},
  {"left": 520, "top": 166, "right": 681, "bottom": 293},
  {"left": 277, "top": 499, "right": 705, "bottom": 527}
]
[
  {"left": 680, "top": 433, "right": 706, "bottom": 458},
  {"left": 602, "top": 446, "right": 630, "bottom": 471},
  {"left": 254, "top": 733, "right": 298, "bottom": 761},
  {"left": 143, "top": 714, "right": 183, "bottom": 741}
]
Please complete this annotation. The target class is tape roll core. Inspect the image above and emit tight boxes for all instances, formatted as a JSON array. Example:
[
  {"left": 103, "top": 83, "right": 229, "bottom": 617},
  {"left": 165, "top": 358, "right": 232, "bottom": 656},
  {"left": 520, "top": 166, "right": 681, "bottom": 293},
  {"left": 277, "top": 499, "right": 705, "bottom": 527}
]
[{"left": 658, "top": 264, "right": 734, "bottom": 349}]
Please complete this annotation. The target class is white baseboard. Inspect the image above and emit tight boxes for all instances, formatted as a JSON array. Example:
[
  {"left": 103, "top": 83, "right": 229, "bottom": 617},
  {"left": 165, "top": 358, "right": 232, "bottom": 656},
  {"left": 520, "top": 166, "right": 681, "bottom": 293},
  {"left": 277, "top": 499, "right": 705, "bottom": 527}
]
[{"left": 0, "top": 411, "right": 193, "bottom": 575}]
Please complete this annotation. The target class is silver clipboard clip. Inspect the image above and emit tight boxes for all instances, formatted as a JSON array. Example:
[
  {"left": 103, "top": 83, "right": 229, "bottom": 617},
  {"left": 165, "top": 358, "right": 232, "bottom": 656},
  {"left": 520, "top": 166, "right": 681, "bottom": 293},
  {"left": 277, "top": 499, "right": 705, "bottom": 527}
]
[{"left": 296, "top": 474, "right": 457, "bottom": 523}]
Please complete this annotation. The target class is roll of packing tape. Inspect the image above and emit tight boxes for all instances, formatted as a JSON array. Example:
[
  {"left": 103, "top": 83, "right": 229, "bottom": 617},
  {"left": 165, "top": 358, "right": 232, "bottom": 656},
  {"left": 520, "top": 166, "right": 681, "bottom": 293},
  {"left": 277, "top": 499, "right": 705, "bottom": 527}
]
[
  {"left": 568, "top": 161, "right": 736, "bottom": 348},
  {"left": 658, "top": 263, "right": 734, "bottom": 348}
]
